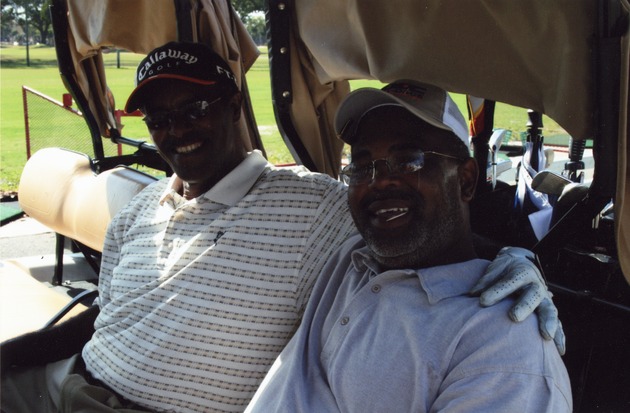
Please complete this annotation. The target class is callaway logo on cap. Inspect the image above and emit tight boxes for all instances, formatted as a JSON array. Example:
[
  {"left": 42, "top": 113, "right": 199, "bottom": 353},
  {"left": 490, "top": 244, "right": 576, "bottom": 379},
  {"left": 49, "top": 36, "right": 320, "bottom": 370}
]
[{"left": 125, "top": 41, "right": 238, "bottom": 113}]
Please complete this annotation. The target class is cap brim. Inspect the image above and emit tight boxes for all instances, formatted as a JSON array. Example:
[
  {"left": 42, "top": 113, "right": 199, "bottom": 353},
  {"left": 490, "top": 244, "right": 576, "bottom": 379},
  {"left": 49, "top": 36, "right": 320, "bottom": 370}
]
[
  {"left": 334, "top": 88, "right": 455, "bottom": 144},
  {"left": 124, "top": 75, "right": 218, "bottom": 113}
]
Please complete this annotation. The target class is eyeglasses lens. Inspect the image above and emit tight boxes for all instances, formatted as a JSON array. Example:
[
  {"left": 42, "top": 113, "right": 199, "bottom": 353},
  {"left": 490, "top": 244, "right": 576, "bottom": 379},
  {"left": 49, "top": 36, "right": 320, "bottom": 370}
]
[
  {"left": 143, "top": 97, "right": 221, "bottom": 130},
  {"left": 340, "top": 152, "right": 426, "bottom": 185}
]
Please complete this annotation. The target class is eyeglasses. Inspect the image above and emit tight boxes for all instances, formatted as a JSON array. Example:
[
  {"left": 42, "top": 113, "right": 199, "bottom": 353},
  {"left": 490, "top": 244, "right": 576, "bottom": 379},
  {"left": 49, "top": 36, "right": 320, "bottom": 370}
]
[
  {"left": 339, "top": 150, "right": 463, "bottom": 186},
  {"left": 142, "top": 97, "right": 223, "bottom": 130}
]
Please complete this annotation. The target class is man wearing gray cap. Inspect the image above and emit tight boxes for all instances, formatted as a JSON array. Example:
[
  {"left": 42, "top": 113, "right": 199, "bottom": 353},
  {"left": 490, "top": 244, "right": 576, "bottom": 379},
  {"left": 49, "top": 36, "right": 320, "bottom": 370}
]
[
  {"left": 246, "top": 81, "right": 572, "bottom": 413},
  {"left": 2, "top": 42, "right": 562, "bottom": 412}
]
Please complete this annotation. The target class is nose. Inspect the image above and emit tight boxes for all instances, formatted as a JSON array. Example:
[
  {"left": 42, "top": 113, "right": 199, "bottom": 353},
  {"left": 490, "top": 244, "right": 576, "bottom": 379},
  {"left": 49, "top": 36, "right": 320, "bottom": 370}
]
[
  {"left": 369, "top": 159, "right": 401, "bottom": 188},
  {"left": 371, "top": 159, "right": 392, "bottom": 180}
]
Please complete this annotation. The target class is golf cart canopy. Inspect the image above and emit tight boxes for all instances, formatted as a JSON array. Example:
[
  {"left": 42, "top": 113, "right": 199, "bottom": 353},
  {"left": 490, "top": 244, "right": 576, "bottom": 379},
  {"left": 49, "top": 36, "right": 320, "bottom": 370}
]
[
  {"left": 55, "top": 0, "right": 629, "bottom": 283},
  {"left": 20, "top": 1, "right": 627, "bottom": 410}
]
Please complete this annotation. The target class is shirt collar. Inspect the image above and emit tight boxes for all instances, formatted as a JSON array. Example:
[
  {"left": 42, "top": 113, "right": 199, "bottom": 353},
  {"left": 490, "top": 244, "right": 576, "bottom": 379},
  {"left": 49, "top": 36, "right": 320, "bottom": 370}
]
[
  {"left": 158, "top": 150, "right": 269, "bottom": 207},
  {"left": 351, "top": 246, "right": 490, "bottom": 304}
]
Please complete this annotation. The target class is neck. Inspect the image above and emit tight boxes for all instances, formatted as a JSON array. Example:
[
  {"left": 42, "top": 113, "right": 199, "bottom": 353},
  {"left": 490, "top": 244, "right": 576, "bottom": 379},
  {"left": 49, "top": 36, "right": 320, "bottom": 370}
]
[
  {"left": 375, "top": 232, "right": 477, "bottom": 271},
  {"left": 179, "top": 151, "right": 247, "bottom": 200},
  {"left": 182, "top": 180, "right": 215, "bottom": 200},
  {"left": 424, "top": 237, "right": 477, "bottom": 268}
]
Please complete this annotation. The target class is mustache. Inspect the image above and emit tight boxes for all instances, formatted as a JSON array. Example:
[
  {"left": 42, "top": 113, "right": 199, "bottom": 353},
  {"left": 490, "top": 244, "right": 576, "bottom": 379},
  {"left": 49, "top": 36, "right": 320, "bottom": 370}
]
[
  {"left": 359, "top": 189, "right": 424, "bottom": 210},
  {"left": 163, "top": 132, "right": 207, "bottom": 148}
]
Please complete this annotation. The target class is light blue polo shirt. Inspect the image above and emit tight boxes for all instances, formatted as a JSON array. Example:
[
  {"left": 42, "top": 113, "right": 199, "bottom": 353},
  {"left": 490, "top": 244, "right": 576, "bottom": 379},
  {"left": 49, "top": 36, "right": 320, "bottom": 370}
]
[{"left": 247, "top": 234, "right": 572, "bottom": 412}]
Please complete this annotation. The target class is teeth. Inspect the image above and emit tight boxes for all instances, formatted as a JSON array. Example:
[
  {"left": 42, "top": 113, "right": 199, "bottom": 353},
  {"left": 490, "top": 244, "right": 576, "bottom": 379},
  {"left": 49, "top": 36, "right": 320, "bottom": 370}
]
[
  {"left": 375, "top": 207, "right": 409, "bottom": 222},
  {"left": 375, "top": 207, "right": 408, "bottom": 215},
  {"left": 175, "top": 142, "right": 202, "bottom": 154}
]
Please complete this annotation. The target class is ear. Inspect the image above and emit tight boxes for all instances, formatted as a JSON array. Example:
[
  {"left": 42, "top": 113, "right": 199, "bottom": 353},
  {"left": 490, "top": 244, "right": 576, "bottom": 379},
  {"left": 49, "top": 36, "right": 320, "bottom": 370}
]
[
  {"left": 458, "top": 157, "right": 478, "bottom": 202},
  {"left": 228, "top": 92, "right": 243, "bottom": 122}
]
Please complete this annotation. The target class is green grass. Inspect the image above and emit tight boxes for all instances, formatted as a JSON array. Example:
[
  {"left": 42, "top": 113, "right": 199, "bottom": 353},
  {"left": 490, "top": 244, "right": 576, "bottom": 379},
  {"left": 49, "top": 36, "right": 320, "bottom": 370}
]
[
  {"left": 0, "top": 45, "right": 293, "bottom": 193},
  {"left": 1, "top": 44, "right": 569, "bottom": 194},
  {"left": 1, "top": 46, "right": 68, "bottom": 193}
]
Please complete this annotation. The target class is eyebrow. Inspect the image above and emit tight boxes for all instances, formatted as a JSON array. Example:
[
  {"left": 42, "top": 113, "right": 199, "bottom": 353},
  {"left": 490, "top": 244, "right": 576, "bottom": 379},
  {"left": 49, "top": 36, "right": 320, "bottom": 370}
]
[
  {"left": 145, "top": 95, "right": 214, "bottom": 114},
  {"left": 351, "top": 141, "right": 424, "bottom": 159},
  {"left": 389, "top": 142, "right": 424, "bottom": 153}
]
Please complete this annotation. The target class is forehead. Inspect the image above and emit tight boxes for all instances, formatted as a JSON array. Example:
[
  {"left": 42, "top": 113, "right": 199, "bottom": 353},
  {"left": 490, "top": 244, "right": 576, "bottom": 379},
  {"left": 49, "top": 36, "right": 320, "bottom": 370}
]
[{"left": 351, "top": 106, "right": 451, "bottom": 155}]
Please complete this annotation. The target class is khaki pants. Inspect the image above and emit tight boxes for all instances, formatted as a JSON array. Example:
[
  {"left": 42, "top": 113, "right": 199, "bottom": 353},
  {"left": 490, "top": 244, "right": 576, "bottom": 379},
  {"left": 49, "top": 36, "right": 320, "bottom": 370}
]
[{"left": 1, "top": 355, "right": 148, "bottom": 413}]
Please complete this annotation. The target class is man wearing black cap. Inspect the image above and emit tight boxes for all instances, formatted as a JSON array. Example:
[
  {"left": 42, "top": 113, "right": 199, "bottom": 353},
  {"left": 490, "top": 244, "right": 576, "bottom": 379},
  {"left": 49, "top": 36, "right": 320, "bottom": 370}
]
[
  {"left": 1, "top": 44, "right": 562, "bottom": 413},
  {"left": 124, "top": 41, "right": 245, "bottom": 199},
  {"left": 247, "top": 81, "right": 571, "bottom": 412}
]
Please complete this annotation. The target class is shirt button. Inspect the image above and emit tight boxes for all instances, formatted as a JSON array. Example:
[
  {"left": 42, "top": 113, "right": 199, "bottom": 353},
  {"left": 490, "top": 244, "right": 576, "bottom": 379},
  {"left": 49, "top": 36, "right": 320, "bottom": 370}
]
[
  {"left": 340, "top": 316, "right": 350, "bottom": 325},
  {"left": 371, "top": 284, "right": 381, "bottom": 293}
]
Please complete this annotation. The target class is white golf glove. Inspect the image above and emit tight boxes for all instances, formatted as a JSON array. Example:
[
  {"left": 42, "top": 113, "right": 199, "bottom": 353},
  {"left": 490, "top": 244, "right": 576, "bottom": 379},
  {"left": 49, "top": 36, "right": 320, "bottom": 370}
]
[{"left": 469, "top": 246, "right": 566, "bottom": 355}]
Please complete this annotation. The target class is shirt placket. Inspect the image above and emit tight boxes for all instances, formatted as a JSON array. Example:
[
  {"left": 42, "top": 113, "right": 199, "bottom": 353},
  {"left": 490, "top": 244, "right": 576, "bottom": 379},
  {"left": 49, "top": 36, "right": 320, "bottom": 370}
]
[
  {"left": 320, "top": 269, "right": 395, "bottom": 363},
  {"left": 158, "top": 203, "right": 195, "bottom": 264}
]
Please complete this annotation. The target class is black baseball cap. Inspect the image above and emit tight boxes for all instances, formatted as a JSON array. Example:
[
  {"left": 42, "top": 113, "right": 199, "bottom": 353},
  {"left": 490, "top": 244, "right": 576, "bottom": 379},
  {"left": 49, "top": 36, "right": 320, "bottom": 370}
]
[{"left": 125, "top": 41, "right": 238, "bottom": 113}]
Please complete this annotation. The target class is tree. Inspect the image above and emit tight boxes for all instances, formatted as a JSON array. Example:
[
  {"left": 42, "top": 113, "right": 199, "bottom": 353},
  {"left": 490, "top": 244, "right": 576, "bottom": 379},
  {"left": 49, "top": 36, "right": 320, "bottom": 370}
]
[
  {"left": 245, "top": 11, "right": 266, "bottom": 45},
  {"left": 0, "top": 8, "right": 15, "bottom": 42},
  {"left": 231, "top": 0, "right": 265, "bottom": 19},
  {"left": 28, "top": 0, "right": 52, "bottom": 44},
  {"left": 1, "top": 0, "right": 52, "bottom": 45},
  {"left": 230, "top": 0, "right": 266, "bottom": 46}
]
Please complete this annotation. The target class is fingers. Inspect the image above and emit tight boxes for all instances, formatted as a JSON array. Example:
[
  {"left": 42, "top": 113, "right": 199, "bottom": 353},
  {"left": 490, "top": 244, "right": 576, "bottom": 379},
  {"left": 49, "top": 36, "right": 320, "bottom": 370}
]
[
  {"left": 477, "top": 265, "right": 535, "bottom": 307},
  {"left": 553, "top": 321, "right": 567, "bottom": 356},
  {"left": 469, "top": 258, "right": 510, "bottom": 296},
  {"left": 508, "top": 282, "right": 545, "bottom": 322},
  {"left": 537, "top": 300, "right": 566, "bottom": 355},
  {"left": 533, "top": 297, "right": 558, "bottom": 338}
]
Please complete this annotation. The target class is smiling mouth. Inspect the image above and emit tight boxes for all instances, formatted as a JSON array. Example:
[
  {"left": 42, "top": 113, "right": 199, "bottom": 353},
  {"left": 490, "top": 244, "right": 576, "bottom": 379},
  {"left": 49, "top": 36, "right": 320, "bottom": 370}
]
[
  {"left": 174, "top": 141, "right": 203, "bottom": 154},
  {"left": 375, "top": 207, "right": 409, "bottom": 222}
]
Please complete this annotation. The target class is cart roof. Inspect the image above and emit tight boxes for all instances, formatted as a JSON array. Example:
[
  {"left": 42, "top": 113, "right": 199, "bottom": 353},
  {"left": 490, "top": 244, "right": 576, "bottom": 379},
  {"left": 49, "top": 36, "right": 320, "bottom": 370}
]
[{"left": 59, "top": 0, "right": 629, "bottom": 282}]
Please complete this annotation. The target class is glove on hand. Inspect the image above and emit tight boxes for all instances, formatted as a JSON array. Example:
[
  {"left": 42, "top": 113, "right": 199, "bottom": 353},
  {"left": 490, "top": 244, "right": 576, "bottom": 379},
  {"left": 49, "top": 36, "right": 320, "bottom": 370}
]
[{"left": 469, "top": 246, "right": 566, "bottom": 355}]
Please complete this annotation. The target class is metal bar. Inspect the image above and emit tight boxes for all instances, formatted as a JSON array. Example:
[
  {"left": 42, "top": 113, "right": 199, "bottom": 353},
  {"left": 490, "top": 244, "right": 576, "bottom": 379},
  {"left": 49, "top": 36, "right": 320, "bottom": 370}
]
[
  {"left": 53, "top": 233, "right": 65, "bottom": 286},
  {"left": 266, "top": 0, "right": 318, "bottom": 172},
  {"left": 22, "top": 86, "right": 31, "bottom": 159}
]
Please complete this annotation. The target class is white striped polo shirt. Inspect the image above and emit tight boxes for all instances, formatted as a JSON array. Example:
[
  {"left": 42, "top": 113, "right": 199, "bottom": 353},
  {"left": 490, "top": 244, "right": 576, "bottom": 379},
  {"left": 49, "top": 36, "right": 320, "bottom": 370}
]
[{"left": 83, "top": 151, "right": 356, "bottom": 412}]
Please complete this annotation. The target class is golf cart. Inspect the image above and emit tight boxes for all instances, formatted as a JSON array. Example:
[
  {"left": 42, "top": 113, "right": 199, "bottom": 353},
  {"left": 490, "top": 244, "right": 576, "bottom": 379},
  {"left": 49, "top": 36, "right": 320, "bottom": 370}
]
[{"left": 5, "top": 0, "right": 630, "bottom": 411}]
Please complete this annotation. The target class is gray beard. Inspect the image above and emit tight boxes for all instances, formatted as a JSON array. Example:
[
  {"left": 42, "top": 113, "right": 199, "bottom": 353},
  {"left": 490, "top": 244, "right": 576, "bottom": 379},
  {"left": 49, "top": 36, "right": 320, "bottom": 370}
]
[{"left": 359, "top": 179, "right": 463, "bottom": 269}]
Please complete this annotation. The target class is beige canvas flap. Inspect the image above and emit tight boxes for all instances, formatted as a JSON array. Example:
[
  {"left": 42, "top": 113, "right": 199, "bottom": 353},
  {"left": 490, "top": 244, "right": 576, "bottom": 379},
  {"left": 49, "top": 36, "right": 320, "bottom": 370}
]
[
  {"left": 296, "top": 0, "right": 597, "bottom": 141},
  {"left": 293, "top": 0, "right": 629, "bottom": 283},
  {"left": 64, "top": 0, "right": 260, "bottom": 148}
]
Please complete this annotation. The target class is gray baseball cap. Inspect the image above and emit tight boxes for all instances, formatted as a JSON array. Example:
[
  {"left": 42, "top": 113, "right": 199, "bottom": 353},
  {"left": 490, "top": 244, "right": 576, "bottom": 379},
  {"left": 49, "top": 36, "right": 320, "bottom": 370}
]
[{"left": 335, "top": 80, "right": 469, "bottom": 148}]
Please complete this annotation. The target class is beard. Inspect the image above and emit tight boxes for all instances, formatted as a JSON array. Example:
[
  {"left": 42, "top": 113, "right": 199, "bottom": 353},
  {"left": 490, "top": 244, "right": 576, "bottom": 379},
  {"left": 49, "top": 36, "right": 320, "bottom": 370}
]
[{"left": 351, "top": 177, "right": 464, "bottom": 269}]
